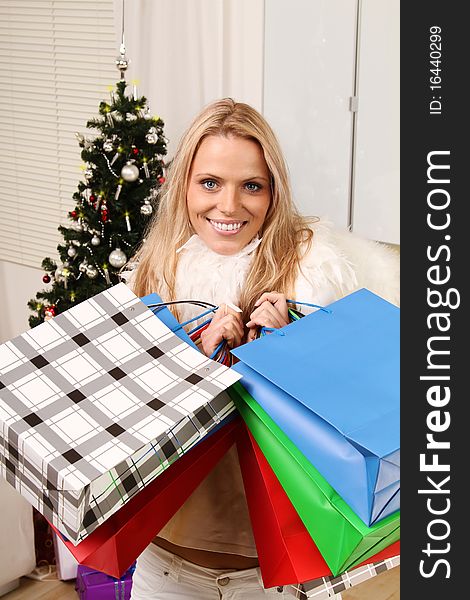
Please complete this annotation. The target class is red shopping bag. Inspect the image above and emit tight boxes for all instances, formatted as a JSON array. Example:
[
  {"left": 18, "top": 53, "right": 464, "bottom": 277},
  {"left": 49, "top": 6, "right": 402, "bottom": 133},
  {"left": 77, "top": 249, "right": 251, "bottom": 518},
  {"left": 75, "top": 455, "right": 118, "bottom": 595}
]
[
  {"left": 237, "top": 424, "right": 400, "bottom": 588},
  {"left": 51, "top": 416, "right": 241, "bottom": 578}
]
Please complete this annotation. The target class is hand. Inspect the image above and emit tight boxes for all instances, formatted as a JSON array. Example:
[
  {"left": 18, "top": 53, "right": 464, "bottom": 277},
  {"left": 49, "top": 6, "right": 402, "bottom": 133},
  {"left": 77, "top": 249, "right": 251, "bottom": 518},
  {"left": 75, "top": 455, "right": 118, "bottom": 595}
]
[
  {"left": 200, "top": 303, "right": 245, "bottom": 357},
  {"left": 246, "top": 292, "right": 289, "bottom": 342}
]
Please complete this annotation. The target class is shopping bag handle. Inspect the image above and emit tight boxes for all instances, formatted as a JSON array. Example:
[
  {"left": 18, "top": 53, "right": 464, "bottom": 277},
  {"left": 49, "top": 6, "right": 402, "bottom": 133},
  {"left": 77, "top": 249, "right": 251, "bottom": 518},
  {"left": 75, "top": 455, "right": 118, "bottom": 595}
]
[
  {"left": 257, "top": 299, "right": 332, "bottom": 338},
  {"left": 286, "top": 299, "right": 333, "bottom": 314},
  {"left": 147, "top": 300, "right": 232, "bottom": 365},
  {"left": 146, "top": 300, "right": 218, "bottom": 331}
]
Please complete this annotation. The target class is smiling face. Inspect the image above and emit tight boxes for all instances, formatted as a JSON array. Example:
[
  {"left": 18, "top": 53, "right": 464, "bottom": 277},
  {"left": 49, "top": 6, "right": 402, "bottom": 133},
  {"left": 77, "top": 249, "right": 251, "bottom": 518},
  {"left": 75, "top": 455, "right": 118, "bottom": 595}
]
[{"left": 186, "top": 135, "right": 272, "bottom": 255}]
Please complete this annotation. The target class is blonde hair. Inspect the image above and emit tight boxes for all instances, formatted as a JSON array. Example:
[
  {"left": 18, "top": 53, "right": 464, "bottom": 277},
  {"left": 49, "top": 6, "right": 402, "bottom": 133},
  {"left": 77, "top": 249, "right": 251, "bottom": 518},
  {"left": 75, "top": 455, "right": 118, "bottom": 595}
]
[{"left": 131, "top": 98, "right": 314, "bottom": 322}]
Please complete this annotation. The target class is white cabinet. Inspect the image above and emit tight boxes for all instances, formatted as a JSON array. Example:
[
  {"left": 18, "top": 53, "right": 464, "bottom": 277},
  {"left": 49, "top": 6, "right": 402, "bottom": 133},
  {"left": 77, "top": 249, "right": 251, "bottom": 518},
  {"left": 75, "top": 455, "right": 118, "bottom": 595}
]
[
  {"left": 352, "top": 0, "right": 400, "bottom": 244},
  {"left": 263, "top": 0, "right": 399, "bottom": 244}
]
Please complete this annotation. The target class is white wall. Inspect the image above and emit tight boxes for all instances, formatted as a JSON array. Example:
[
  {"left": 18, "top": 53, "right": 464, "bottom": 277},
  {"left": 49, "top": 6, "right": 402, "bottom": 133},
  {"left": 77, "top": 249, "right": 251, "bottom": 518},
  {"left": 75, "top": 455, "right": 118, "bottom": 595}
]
[{"left": 0, "top": 261, "right": 41, "bottom": 343}]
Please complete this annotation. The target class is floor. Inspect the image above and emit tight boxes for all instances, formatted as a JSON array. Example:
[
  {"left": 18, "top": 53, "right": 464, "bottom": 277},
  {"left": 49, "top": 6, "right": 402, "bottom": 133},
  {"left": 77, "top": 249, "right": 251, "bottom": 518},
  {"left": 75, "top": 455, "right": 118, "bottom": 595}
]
[{"left": 2, "top": 566, "right": 399, "bottom": 599}]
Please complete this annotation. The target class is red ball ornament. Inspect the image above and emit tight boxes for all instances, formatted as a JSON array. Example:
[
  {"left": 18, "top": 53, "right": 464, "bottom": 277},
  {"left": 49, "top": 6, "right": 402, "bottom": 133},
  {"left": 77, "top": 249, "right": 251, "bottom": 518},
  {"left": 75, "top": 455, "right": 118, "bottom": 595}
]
[
  {"left": 90, "top": 194, "right": 96, "bottom": 202},
  {"left": 46, "top": 305, "right": 56, "bottom": 316},
  {"left": 70, "top": 210, "right": 77, "bottom": 219},
  {"left": 158, "top": 176, "right": 166, "bottom": 184},
  {"left": 132, "top": 147, "right": 139, "bottom": 155},
  {"left": 42, "top": 274, "right": 51, "bottom": 284}
]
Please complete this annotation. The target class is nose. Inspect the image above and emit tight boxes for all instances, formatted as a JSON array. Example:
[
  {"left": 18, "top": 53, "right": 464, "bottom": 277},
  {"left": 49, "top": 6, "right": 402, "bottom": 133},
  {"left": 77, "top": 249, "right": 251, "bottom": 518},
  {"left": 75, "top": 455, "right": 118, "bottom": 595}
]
[{"left": 217, "top": 185, "right": 240, "bottom": 215}]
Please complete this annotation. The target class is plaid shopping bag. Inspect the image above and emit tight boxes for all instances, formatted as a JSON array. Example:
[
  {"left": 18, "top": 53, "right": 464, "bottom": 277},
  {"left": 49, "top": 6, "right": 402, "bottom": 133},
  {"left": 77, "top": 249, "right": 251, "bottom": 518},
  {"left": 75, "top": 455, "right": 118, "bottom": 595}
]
[{"left": 0, "top": 283, "right": 240, "bottom": 544}]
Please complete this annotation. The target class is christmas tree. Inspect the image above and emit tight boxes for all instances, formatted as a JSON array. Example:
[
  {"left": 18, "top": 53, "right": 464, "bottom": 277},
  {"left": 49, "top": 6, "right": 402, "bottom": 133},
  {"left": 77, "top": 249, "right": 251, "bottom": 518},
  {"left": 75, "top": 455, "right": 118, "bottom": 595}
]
[{"left": 28, "top": 63, "right": 167, "bottom": 327}]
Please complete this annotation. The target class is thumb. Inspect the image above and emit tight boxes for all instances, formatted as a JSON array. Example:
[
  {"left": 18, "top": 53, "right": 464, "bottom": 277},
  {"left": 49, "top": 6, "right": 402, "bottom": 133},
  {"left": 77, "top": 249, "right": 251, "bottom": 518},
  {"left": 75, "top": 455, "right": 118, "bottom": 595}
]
[{"left": 247, "top": 327, "right": 258, "bottom": 343}]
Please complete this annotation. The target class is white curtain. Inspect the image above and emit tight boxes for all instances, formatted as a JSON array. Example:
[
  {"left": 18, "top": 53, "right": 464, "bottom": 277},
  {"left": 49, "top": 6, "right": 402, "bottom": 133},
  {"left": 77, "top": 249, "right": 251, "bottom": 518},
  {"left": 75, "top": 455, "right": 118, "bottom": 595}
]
[{"left": 113, "top": 0, "right": 264, "bottom": 158}]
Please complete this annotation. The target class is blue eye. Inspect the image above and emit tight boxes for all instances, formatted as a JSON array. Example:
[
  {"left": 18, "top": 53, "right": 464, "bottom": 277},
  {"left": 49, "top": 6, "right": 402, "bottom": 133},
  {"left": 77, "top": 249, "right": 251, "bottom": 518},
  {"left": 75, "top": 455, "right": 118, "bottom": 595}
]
[{"left": 202, "top": 180, "right": 217, "bottom": 190}]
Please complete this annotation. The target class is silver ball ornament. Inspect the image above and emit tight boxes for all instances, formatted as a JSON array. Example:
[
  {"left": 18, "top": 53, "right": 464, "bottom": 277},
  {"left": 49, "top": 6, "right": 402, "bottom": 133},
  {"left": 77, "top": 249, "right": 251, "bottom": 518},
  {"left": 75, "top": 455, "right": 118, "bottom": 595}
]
[
  {"left": 86, "top": 265, "right": 98, "bottom": 279},
  {"left": 78, "top": 261, "right": 88, "bottom": 273},
  {"left": 146, "top": 127, "right": 158, "bottom": 144},
  {"left": 67, "top": 246, "right": 77, "bottom": 257},
  {"left": 103, "top": 139, "right": 114, "bottom": 152},
  {"left": 91, "top": 235, "right": 101, "bottom": 246},
  {"left": 121, "top": 161, "right": 139, "bottom": 182},
  {"left": 140, "top": 200, "right": 153, "bottom": 216},
  {"left": 108, "top": 248, "right": 127, "bottom": 268}
]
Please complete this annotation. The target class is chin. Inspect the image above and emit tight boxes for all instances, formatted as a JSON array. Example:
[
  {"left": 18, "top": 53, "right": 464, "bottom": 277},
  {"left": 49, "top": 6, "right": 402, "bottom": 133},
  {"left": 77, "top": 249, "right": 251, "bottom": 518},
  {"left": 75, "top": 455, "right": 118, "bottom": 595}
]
[
  {"left": 207, "top": 238, "right": 246, "bottom": 256},
  {"left": 196, "top": 231, "right": 247, "bottom": 255}
]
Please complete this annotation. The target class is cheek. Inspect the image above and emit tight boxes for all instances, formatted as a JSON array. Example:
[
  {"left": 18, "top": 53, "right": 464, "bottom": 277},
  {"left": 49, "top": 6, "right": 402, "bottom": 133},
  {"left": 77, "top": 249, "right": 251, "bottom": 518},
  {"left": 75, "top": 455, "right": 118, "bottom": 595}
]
[
  {"left": 186, "top": 187, "right": 204, "bottom": 220},
  {"left": 251, "top": 197, "right": 271, "bottom": 226}
]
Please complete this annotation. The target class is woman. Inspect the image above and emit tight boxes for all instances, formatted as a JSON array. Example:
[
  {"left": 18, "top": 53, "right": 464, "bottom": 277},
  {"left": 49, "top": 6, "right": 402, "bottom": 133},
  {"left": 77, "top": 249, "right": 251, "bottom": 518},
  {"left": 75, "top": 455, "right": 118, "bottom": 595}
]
[{"left": 127, "top": 98, "right": 398, "bottom": 599}]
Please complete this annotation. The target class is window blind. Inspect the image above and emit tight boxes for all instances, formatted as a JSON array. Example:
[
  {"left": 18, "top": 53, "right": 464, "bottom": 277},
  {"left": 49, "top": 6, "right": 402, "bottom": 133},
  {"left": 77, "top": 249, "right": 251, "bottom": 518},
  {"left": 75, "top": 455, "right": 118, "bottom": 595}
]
[{"left": 0, "top": 0, "right": 117, "bottom": 267}]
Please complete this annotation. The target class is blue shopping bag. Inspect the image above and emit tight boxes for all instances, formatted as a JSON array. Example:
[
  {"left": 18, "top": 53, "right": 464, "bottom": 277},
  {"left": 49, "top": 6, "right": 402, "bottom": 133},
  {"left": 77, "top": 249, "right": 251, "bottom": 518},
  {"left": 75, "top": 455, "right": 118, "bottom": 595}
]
[{"left": 231, "top": 288, "right": 399, "bottom": 526}]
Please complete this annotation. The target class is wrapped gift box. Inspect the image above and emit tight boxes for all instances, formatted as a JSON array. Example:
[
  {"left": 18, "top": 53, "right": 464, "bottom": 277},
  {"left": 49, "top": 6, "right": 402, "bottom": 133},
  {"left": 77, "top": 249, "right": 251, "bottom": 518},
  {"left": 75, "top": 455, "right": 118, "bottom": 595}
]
[
  {"left": 76, "top": 564, "right": 135, "bottom": 600},
  {"left": 0, "top": 283, "right": 240, "bottom": 544}
]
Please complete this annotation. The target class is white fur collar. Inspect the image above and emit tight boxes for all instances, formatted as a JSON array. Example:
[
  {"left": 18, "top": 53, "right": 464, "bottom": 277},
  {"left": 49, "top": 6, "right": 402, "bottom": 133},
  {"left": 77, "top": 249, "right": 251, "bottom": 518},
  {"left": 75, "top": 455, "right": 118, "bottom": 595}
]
[{"left": 174, "top": 235, "right": 261, "bottom": 325}]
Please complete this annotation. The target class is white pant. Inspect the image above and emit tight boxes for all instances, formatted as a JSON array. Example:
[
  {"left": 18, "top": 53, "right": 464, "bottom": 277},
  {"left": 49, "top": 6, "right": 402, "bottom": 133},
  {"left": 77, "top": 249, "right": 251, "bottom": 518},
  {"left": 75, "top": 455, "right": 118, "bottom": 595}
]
[{"left": 130, "top": 543, "right": 289, "bottom": 599}]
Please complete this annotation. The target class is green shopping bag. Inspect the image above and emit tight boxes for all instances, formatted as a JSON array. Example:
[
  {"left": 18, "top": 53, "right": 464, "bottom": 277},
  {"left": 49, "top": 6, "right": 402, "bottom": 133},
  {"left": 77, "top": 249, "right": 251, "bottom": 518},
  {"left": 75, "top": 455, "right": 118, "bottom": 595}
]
[{"left": 229, "top": 383, "right": 400, "bottom": 576}]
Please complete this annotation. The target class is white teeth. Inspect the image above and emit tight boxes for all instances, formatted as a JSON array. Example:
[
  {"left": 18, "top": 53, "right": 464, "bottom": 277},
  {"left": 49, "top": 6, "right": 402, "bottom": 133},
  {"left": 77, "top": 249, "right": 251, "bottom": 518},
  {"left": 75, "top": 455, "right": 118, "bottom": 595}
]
[{"left": 210, "top": 220, "right": 243, "bottom": 231}]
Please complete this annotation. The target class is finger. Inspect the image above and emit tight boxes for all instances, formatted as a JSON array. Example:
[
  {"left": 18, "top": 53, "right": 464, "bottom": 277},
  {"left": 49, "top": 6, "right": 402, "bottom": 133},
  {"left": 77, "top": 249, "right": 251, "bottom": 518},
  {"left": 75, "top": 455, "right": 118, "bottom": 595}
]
[
  {"left": 246, "top": 314, "right": 283, "bottom": 330},
  {"left": 211, "top": 304, "right": 227, "bottom": 322},
  {"left": 247, "top": 302, "right": 286, "bottom": 329},
  {"left": 253, "top": 295, "right": 289, "bottom": 325},
  {"left": 254, "top": 291, "right": 285, "bottom": 307},
  {"left": 214, "top": 302, "right": 243, "bottom": 319},
  {"left": 221, "top": 314, "right": 245, "bottom": 340},
  {"left": 210, "top": 316, "right": 244, "bottom": 347},
  {"left": 219, "top": 324, "right": 243, "bottom": 348},
  {"left": 246, "top": 327, "right": 258, "bottom": 343},
  {"left": 200, "top": 330, "right": 223, "bottom": 357},
  {"left": 225, "top": 302, "right": 243, "bottom": 316}
]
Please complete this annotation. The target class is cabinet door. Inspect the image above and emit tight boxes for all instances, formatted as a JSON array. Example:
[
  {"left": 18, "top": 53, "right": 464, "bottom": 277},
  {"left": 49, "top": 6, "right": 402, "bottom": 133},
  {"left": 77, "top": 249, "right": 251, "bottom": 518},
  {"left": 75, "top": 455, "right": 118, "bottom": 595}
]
[
  {"left": 351, "top": 0, "right": 400, "bottom": 244},
  {"left": 263, "top": 0, "right": 357, "bottom": 227}
]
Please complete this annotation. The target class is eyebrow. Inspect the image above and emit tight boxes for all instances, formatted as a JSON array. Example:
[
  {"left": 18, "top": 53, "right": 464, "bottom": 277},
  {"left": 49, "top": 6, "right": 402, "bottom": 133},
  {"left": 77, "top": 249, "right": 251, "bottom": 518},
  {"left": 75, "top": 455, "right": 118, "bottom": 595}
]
[{"left": 194, "top": 172, "right": 270, "bottom": 183}]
